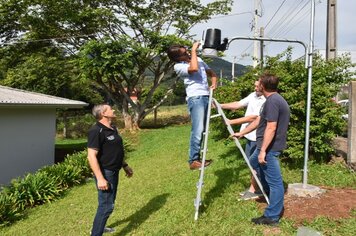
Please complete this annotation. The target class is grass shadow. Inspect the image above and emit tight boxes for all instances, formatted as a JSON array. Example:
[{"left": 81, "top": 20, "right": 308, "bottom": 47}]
[
  {"left": 140, "top": 115, "right": 190, "bottom": 129},
  {"left": 200, "top": 147, "right": 249, "bottom": 213},
  {"left": 109, "top": 193, "right": 170, "bottom": 236}
]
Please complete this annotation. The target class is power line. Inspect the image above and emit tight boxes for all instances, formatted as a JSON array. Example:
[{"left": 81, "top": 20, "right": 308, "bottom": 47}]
[
  {"left": 264, "top": 0, "right": 288, "bottom": 30},
  {"left": 270, "top": 0, "right": 309, "bottom": 38},
  {"left": 266, "top": 0, "right": 306, "bottom": 37},
  {"left": 210, "top": 11, "right": 254, "bottom": 20}
]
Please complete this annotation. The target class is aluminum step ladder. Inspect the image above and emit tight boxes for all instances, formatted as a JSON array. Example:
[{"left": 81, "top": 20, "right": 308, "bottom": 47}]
[{"left": 194, "top": 90, "right": 269, "bottom": 220}]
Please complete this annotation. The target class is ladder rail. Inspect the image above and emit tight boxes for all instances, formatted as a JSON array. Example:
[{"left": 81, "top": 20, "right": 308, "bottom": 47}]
[
  {"left": 212, "top": 98, "right": 270, "bottom": 204},
  {"left": 194, "top": 92, "right": 270, "bottom": 221},
  {"left": 194, "top": 88, "right": 214, "bottom": 220}
]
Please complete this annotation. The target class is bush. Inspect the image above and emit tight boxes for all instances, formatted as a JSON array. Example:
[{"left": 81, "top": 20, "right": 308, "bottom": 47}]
[
  {"left": 0, "top": 194, "right": 21, "bottom": 227},
  {"left": 0, "top": 151, "right": 89, "bottom": 226},
  {"left": 57, "top": 113, "right": 96, "bottom": 139},
  {"left": 212, "top": 49, "right": 354, "bottom": 162},
  {"left": 7, "top": 172, "right": 62, "bottom": 211}
]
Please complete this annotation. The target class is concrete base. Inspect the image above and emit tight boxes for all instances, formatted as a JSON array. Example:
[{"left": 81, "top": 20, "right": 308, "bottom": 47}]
[{"left": 288, "top": 183, "right": 326, "bottom": 197}]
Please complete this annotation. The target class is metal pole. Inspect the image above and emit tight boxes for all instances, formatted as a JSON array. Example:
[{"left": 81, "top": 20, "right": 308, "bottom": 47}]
[
  {"left": 194, "top": 88, "right": 214, "bottom": 220},
  {"left": 231, "top": 56, "right": 236, "bottom": 82},
  {"left": 302, "top": 0, "right": 315, "bottom": 187},
  {"left": 253, "top": 0, "right": 259, "bottom": 68}
]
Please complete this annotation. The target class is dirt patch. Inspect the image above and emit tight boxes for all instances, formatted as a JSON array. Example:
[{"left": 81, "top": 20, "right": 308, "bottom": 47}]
[{"left": 257, "top": 187, "right": 356, "bottom": 224}]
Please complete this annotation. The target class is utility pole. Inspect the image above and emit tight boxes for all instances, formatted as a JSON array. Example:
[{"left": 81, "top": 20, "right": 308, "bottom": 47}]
[
  {"left": 260, "top": 27, "right": 264, "bottom": 70},
  {"left": 326, "top": 0, "right": 337, "bottom": 60},
  {"left": 253, "top": 0, "right": 259, "bottom": 68},
  {"left": 231, "top": 56, "right": 236, "bottom": 82}
]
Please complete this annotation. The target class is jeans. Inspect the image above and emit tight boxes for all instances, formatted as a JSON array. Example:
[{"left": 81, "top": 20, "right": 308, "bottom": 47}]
[
  {"left": 245, "top": 140, "right": 257, "bottom": 158},
  {"left": 187, "top": 96, "right": 209, "bottom": 163},
  {"left": 91, "top": 169, "right": 119, "bottom": 236},
  {"left": 250, "top": 149, "right": 284, "bottom": 221}
]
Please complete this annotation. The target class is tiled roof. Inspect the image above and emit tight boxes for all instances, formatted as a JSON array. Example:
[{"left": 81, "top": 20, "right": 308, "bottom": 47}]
[{"left": 0, "top": 85, "right": 88, "bottom": 108}]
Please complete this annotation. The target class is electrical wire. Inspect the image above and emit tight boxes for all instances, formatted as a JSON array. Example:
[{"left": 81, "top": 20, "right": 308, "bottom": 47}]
[
  {"left": 266, "top": 0, "right": 306, "bottom": 37},
  {"left": 264, "top": 0, "right": 287, "bottom": 30}
]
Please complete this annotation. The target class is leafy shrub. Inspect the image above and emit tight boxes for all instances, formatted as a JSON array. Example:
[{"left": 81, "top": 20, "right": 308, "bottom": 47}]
[
  {"left": 0, "top": 194, "right": 21, "bottom": 226},
  {"left": 6, "top": 172, "right": 62, "bottom": 211},
  {"left": 0, "top": 151, "right": 89, "bottom": 226},
  {"left": 40, "top": 151, "right": 91, "bottom": 190},
  {"left": 212, "top": 49, "right": 354, "bottom": 162},
  {"left": 57, "top": 113, "right": 96, "bottom": 139}
]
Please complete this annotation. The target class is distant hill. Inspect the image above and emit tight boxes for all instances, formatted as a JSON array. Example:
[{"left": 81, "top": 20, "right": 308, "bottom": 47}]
[{"left": 205, "top": 57, "right": 248, "bottom": 79}]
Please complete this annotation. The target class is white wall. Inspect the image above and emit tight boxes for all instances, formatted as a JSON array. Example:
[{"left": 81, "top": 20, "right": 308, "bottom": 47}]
[{"left": 0, "top": 108, "right": 56, "bottom": 185}]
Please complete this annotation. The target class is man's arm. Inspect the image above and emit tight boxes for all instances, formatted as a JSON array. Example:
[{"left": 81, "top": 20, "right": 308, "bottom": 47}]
[
  {"left": 122, "top": 161, "right": 133, "bottom": 177},
  {"left": 188, "top": 42, "right": 200, "bottom": 74},
  {"left": 232, "top": 116, "right": 260, "bottom": 138},
  {"left": 258, "top": 121, "right": 277, "bottom": 164},
  {"left": 220, "top": 101, "right": 244, "bottom": 110},
  {"left": 87, "top": 148, "right": 108, "bottom": 190},
  {"left": 206, "top": 69, "right": 218, "bottom": 89},
  {"left": 229, "top": 114, "right": 258, "bottom": 125}
]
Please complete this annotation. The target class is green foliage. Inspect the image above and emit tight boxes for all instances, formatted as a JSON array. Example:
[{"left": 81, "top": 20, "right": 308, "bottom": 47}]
[
  {"left": 0, "top": 194, "right": 21, "bottom": 227},
  {"left": 0, "top": 0, "right": 233, "bottom": 129},
  {"left": 56, "top": 113, "right": 96, "bottom": 139},
  {"left": 7, "top": 173, "right": 62, "bottom": 211},
  {"left": 1, "top": 125, "right": 355, "bottom": 235},
  {"left": 213, "top": 50, "right": 354, "bottom": 161},
  {"left": 0, "top": 151, "right": 90, "bottom": 226},
  {"left": 0, "top": 45, "right": 102, "bottom": 105}
]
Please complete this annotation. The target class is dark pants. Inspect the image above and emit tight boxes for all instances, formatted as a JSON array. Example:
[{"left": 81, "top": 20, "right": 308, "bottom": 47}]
[
  {"left": 250, "top": 149, "right": 284, "bottom": 221},
  {"left": 91, "top": 169, "right": 119, "bottom": 236}
]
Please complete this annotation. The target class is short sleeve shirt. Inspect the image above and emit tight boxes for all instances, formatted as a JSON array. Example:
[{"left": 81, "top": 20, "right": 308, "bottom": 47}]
[
  {"left": 256, "top": 93, "right": 290, "bottom": 151},
  {"left": 239, "top": 92, "right": 266, "bottom": 141},
  {"left": 174, "top": 57, "right": 210, "bottom": 97},
  {"left": 87, "top": 122, "right": 124, "bottom": 170}
]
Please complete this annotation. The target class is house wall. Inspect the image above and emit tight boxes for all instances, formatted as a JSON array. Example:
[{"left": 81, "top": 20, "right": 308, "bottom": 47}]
[{"left": 0, "top": 108, "right": 56, "bottom": 185}]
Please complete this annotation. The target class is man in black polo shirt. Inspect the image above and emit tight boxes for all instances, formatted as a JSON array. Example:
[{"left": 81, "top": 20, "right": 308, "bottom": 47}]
[
  {"left": 233, "top": 73, "right": 290, "bottom": 225},
  {"left": 87, "top": 104, "right": 133, "bottom": 236}
]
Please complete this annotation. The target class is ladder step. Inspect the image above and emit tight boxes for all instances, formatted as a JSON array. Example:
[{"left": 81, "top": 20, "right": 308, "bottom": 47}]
[
  {"left": 194, "top": 199, "right": 202, "bottom": 207},
  {"left": 210, "top": 114, "right": 221, "bottom": 118}
]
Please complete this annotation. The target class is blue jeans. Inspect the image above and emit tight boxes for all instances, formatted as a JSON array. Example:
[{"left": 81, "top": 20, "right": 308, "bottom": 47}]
[
  {"left": 250, "top": 149, "right": 284, "bottom": 221},
  {"left": 245, "top": 140, "right": 257, "bottom": 158},
  {"left": 187, "top": 96, "right": 209, "bottom": 163},
  {"left": 91, "top": 169, "right": 119, "bottom": 236}
]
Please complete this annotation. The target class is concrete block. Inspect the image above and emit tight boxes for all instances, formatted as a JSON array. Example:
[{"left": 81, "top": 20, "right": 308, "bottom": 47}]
[{"left": 288, "top": 183, "right": 326, "bottom": 197}]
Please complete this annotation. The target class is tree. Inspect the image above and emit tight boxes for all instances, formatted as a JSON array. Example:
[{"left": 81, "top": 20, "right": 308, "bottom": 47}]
[
  {"left": 0, "top": 44, "right": 102, "bottom": 105},
  {"left": 1, "top": 0, "right": 233, "bottom": 130},
  {"left": 212, "top": 49, "right": 355, "bottom": 162}
]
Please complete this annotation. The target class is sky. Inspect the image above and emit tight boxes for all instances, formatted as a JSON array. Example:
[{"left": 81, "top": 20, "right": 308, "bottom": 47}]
[{"left": 190, "top": 0, "right": 356, "bottom": 65}]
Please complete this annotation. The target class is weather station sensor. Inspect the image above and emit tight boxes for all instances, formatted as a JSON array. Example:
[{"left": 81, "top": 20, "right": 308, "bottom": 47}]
[{"left": 202, "top": 28, "right": 228, "bottom": 58}]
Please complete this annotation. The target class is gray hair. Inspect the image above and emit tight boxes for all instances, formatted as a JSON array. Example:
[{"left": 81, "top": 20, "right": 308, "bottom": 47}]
[{"left": 92, "top": 104, "right": 109, "bottom": 120}]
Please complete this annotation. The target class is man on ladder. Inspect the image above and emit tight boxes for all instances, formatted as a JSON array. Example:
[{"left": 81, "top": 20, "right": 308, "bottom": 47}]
[{"left": 167, "top": 41, "right": 218, "bottom": 170}]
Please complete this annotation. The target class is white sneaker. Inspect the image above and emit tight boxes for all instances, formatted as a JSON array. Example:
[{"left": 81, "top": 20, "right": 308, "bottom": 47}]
[
  {"left": 90, "top": 227, "right": 115, "bottom": 235},
  {"left": 104, "top": 227, "right": 115, "bottom": 233}
]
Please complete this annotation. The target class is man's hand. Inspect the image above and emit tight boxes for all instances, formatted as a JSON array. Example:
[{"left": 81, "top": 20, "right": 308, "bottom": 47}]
[
  {"left": 124, "top": 166, "right": 133, "bottom": 178},
  {"left": 192, "top": 41, "right": 200, "bottom": 51},
  {"left": 258, "top": 151, "right": 267, "bottom": 165},
  {"left": 225, "top": 119, "right": 232, "bottom": 125},
  {"left": 97, "top": 178, "right": 109, "bottom": 191},
  {"left": 210, "top": 83, "right": 217, "bottom": 90},
  {"left": 232, "top": 132, "right": 244, "bottom": 139}
]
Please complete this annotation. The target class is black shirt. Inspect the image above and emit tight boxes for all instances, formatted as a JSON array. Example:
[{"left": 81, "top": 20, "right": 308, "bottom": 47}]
[
  {"left": 256, "top": 93, "right": 290, "bottom": 151},
  {"left": 87, "top": 122, "right": 124, "bottom": 170}
]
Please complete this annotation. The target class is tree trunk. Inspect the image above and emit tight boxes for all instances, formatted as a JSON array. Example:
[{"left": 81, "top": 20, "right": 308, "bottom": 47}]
[
  {"left": 121, "top": 99, "right": 141, "bottom": 131},
  {"left": 62, "top": 111, "right": 67, "bottom": 138}
]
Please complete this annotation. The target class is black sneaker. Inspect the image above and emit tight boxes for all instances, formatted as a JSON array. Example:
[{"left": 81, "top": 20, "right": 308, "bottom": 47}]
[{"left": 251, "top": 215, "right": 279, "bottom": 226}]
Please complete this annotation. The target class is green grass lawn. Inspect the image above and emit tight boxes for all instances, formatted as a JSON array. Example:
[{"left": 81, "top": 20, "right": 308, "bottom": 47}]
[{"left": 1, "top": 124, "right": 355, "bottom": 235}]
